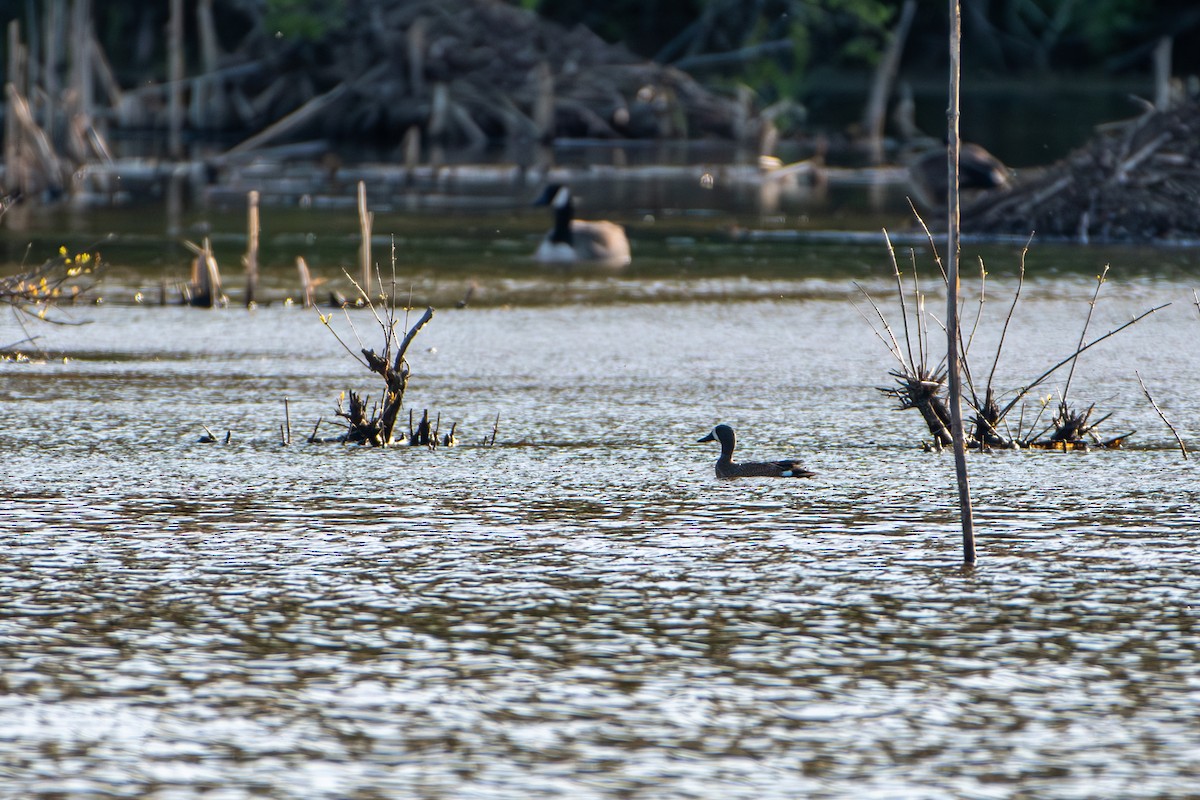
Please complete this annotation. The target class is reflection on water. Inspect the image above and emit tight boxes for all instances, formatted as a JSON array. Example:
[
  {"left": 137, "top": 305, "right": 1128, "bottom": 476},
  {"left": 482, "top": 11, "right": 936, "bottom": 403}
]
[{"left": 2, "top": 238, "right": 1200, "bottom": 799}]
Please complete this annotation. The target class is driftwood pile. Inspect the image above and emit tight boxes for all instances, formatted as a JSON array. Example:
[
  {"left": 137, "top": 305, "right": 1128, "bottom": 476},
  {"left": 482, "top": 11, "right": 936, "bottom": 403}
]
[
  {"left": 218, "top": 0, "right": 749, "bottom": 147},
  {"left": 963, "top": 97, "right": 1200, "bottom": 243},
  {"left": 2, "top": 0, "right": 752, "bottom": 204}
]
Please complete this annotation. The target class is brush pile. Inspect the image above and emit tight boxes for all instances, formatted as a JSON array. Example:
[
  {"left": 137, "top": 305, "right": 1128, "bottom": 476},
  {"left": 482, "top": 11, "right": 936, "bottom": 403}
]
[
  {"left": 209, "top": 0, "right": 748, "bottom": 146},
  {"left": 859, "top": 229, "right": 1165, "bottom": 451},
  {"left": 963, "top": 97, "right": 1200, "bottom": 243}
]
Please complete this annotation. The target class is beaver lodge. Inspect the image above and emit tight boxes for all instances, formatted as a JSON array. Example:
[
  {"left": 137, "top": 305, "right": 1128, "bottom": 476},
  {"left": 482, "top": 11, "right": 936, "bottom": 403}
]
[
  {"left": 2, "top": 0, "right": 760, "bottom": 206},
  {"left": 962, "top": 96, "right": 1200, "bottom": 244}
]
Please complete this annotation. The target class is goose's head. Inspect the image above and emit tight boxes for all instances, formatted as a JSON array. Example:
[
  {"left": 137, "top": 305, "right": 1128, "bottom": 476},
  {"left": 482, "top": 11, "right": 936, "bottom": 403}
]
[{"left": 533, "top": 184, "right": 572, "bottom": 209}]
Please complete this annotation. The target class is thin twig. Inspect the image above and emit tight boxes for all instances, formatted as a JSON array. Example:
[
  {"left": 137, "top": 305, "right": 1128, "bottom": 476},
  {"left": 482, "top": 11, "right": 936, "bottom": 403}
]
[
  {"left": 996, "top": 302, "right": 1170, "bottom": 422},
  {"left": 986, "top": 232, "right": 1033, "bottom": 393},
  {"left": 883, "top": 229, "right": 915, "bottom": 373},
  {"left": 851, "top": 286, "right": 908, "bottom": 369},
  {"left": 851, "top": 299, "right": 906, "bottom": 368},
  {"left": 1063, "top": 264, "right": 1109, "bottom": 405},
  {"left": 962, "top": 255, "right": 986, "bottom": 364},
  {"left": 343, "top": 268, "right": 388, "bottom": 333},
  {"left": 908, "top": 198, "right": 947, "bottom": 283},
  {"left": 316, "top": 307, "right": 369, "bottom": 367},
  {"left": 1136, "top": 370, "right": 1188, "bottom": 459},
  {"left": 909, "top": 248, "right": 927, "bottom": 370}
]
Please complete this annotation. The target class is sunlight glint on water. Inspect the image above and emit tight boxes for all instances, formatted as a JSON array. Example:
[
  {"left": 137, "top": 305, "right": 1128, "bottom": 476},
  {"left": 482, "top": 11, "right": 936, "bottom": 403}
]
[{"left": 1, "top": 248, "right": 1199, "bottom": 798}]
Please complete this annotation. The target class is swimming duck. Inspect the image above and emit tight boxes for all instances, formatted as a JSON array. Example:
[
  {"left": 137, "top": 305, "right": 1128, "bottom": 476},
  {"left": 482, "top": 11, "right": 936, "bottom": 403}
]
[
  {"left": 697, "top": 424, "right": 816, "bottom": 479},
  {"left": 533, "top": 184, "right": 631, "bottom": 268}
]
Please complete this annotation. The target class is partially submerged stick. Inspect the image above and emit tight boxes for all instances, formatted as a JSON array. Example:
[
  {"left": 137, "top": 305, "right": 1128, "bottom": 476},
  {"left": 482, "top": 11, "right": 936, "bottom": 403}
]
[
  {"left": 283, "top": 397, "right": 292, "bottom": 446},
  {"left": 358, "top": 180, "right": 373, "bottom": 297},
  {"left": 946, "top": 0, "right": 975, "bottom": 563},
  {"left": 244, "top": 189, "right": 259, "bottom": 307}
]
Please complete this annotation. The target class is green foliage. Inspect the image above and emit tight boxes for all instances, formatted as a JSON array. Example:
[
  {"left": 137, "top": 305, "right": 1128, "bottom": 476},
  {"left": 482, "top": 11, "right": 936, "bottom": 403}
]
[
  {"left": 264, "top": 0, "right": 348, "bottom": 42},
  {"left": 710, "top": 0, "right": 895, "bottom": 103},
  {"left": 1057, "top": 0, "right": 1148, "bottom": 55}
]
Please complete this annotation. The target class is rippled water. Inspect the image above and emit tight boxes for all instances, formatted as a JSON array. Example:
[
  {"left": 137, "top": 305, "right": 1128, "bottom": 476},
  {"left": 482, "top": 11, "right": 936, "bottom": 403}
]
[{"left": 2, "top": 233, "right": 1200, "bottom": 799}]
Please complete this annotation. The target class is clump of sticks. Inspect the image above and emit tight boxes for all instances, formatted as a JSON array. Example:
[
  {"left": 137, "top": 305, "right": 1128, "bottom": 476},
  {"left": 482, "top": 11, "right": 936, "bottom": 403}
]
[
  {"left": 317, "top": 242, "right": 455, "bottom": 448},
  {"left": 857, "top": 211, "right": 1168, "bottom": 451}
]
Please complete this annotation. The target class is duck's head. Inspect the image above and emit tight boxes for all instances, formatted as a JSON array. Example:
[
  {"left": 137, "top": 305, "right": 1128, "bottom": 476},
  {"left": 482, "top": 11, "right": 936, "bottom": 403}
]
[
  {"left": 533, "top": 184, "right": 571, "bottom": 209},
  {"left": 698, "top": 424, "right": 735, "bottom": 447}
]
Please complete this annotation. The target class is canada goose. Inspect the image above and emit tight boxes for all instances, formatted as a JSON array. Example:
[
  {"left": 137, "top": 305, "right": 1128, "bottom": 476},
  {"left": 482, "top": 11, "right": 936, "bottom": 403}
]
[
  {"left": 697, "top": 424, "right": 816, "bottom": 479},
  {"left": 533, "top": 184, "right": 631, "bottom": 268}
]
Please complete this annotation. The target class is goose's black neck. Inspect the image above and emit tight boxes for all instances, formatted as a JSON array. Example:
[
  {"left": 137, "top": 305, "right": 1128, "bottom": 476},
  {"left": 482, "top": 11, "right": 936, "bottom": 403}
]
[{"left": 550, "top": 195, "right": 575, "bottom": 245}]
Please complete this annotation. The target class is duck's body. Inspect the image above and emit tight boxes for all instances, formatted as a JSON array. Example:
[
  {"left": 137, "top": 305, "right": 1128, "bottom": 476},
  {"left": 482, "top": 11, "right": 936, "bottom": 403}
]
[
  {"left": 534, "top": 184, "right": 631, "bottom": 268},
  {"left": 698, "top": 424, "right": 815, "bottom": 479}
]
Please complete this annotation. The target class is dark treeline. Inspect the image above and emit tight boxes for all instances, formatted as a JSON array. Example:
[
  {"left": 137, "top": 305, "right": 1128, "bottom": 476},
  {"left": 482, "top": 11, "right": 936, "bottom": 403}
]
[
  {"left": 4, "top": 1, "right": 1199, "bottom": 96},
  {"left": 3, "top": 0, "right": 1200, "bottom": 205},
  {"left": 527, "top": 0, "right": 1200, "bottom": 79}
]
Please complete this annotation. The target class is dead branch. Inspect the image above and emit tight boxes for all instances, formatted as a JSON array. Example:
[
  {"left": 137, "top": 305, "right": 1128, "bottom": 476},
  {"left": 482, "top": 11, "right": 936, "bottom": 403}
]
[
  {"left": 882, "top": 229, "right": 915, "bottom": 373},
  {"left": 1136, "top": 370, "right": 1188, "bottom": 459},
  {"left": 1062, "top": 265, "right": 1110, "bottom": 405},
  {"left": 985, "top": 233, "right": 1033, "bottom": 392},
  {"left": 996, "top": 303, "right": 1170, "bottom": 423},
  {"left": 852, "top": 282, "right": 907, "bottom": 369}
]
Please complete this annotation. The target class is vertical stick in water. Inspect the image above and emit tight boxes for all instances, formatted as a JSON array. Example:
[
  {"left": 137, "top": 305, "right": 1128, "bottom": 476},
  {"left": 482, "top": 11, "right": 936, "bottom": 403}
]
[
  {"left": 358, "top": 180, "right": 373, "bottom": 297},
  {"left": 946, "top": 0, "right": 976, "bottom": 563},
  {"left": 245, "top": 190, "right": 260, "bottom": 307},
  {"left": 296, "top": 256, "right": 314, "bottom": 308}
]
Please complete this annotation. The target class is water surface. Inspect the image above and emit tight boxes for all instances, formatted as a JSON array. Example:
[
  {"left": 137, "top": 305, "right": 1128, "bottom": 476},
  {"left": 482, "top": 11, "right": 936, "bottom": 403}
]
[{"left": 2, "top": 189, "right": 1200, "bottom": 799}]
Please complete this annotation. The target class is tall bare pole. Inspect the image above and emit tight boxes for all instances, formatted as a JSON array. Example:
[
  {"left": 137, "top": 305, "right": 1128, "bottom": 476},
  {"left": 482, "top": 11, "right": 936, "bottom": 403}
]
[
  {"left": 358, "top": 180, "right": 373, "bottom": 296},
  {"left": 244, "top": 189, "right": 260, "bottom": 307},
  {"left": 946, "top": 0, "right": 976, "bottom": 563}
]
